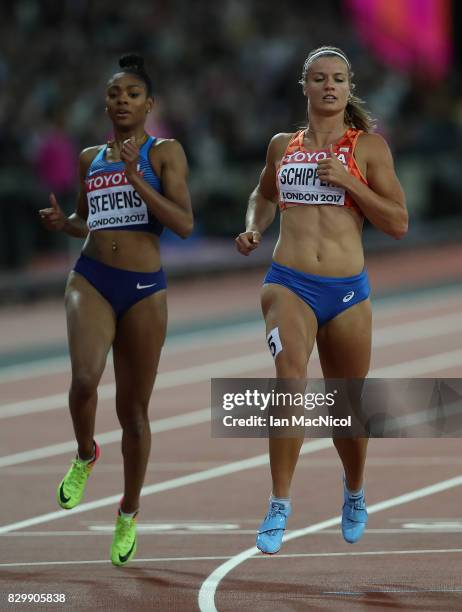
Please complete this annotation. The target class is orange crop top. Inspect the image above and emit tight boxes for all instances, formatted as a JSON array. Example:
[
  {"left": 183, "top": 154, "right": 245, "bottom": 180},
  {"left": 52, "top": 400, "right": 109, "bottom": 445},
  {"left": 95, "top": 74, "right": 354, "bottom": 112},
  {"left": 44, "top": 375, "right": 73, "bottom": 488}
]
[{"left": 276, "top": 128, "right": 368, "bottom": 216}]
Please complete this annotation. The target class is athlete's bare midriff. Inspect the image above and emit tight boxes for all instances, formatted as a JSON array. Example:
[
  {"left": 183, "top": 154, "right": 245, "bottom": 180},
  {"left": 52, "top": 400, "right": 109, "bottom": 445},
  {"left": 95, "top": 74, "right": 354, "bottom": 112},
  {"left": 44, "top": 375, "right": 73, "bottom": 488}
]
[
  {"left": 272, "top": 131, "right": 366, "bottom": 277},
  {"left": 82, "top": 230, "right": 161, "bottom": 272},
  {"left": 274, "top": 205, "right": 364, "bottom": 276}
]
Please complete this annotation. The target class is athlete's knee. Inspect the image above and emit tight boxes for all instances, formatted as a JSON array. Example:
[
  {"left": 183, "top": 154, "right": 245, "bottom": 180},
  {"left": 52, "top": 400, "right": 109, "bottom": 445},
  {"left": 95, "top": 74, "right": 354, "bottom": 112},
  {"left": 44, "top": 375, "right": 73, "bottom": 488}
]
[
  {"left": 64, "top": 287, "right": 77, "bottom": 307},
  {"left": 275, "top": 354, "right": 307, "bottom": 379},
  {"left": 70, "top": 370, "right": 100, "bottom": 399},
  {"left": 119, "top": 408, "right": 150, "bottom": 438}
]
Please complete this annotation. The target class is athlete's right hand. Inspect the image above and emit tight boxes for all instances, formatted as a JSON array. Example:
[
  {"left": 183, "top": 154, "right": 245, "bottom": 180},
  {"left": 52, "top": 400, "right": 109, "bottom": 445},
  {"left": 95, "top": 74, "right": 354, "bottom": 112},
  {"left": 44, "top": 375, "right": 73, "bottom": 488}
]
[
  {"left": 235, "top": 230, "right": 261, "bottom": 256},
  {"left": 39, "top": 193, "right": 66, "bottom": 231}
]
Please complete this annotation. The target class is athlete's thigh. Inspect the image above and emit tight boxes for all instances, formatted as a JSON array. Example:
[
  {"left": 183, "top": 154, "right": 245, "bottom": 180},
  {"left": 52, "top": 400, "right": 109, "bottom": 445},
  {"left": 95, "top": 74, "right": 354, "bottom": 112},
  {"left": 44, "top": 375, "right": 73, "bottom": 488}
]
[
  {"left": 261, "top": 283, "right": 318, "bottom": 373},
  {"left": 316, "top": 298, "right": 372, "bottom": 378},
  {"left": 113, "top": 290, "right": 167, "bottom": 402},
  {"left": 65, "top": 271, "right": 116, "bottom": 376}
]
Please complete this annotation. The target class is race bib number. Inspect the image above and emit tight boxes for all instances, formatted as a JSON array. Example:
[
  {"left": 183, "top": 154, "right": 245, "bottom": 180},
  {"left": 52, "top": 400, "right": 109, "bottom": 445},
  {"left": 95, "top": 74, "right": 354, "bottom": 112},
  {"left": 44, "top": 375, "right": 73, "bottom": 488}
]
[{"left": 267, "top": 327, "right": 283, "bottom": 359}]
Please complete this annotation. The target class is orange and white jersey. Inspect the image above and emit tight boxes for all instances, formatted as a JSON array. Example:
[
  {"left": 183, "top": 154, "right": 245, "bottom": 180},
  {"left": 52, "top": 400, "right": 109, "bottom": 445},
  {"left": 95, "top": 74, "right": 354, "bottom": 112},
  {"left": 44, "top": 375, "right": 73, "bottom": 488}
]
[{"left": 276, "top": 128, "right": 368, "bottom": 216}]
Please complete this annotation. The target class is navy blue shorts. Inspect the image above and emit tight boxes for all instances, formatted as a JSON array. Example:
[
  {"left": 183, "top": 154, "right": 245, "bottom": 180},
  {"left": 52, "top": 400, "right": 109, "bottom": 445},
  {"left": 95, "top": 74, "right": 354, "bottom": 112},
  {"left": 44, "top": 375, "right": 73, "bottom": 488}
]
[
  {"left": 264, "top": 261, "right": 370, "bottom": 327},
  {"left": 74, "top": 254, "right": 167, "bottom": 319}
]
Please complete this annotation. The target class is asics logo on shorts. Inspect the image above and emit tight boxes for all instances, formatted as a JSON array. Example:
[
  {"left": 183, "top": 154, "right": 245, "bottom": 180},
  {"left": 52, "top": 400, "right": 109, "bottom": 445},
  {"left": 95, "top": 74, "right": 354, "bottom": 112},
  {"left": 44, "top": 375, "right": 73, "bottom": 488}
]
[
  {"left": 136, "top": 282, "right": 157, "bottom": 290},
  {"left": 342, "top": 291, "right": 355, "bottom": 303}
]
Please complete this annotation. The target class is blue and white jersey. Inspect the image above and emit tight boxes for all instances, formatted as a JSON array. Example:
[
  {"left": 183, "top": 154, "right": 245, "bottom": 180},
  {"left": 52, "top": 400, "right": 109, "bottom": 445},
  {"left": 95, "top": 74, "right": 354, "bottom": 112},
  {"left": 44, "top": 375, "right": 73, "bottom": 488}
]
[{"left": 85, "top": 136, "right": 163, "bottom": 235}]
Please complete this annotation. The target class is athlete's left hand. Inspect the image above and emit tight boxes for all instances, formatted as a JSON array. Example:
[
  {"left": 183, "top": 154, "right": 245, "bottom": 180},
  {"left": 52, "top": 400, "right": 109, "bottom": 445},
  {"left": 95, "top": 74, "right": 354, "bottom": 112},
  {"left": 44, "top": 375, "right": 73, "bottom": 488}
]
[
  {"left": 120, "top": 136, "right": 140, "bottom": 177},
  {"left": 316, "top": 144, "right": 351, "bottom": 188}
]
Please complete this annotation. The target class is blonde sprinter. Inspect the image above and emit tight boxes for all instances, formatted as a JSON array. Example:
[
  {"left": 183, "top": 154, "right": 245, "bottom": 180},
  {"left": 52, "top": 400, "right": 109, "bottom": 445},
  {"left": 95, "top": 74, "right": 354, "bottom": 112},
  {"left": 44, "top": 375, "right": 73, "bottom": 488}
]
[{"left": 236, "top": 46, "right": 407, "bottom": 554}]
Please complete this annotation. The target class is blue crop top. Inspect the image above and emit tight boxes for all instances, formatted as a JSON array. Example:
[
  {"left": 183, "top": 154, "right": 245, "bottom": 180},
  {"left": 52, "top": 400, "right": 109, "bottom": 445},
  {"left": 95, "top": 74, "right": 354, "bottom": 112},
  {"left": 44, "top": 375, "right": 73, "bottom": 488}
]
[{"left": 85, "top": 135, "right": 163, "bottom": 236}]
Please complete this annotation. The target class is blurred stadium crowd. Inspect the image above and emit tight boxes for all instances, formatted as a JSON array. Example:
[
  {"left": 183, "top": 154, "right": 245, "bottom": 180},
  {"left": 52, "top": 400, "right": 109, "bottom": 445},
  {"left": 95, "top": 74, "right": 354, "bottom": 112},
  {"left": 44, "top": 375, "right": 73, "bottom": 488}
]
[{"left": 0, "top": 0, "right": 461, "bottom": 271}]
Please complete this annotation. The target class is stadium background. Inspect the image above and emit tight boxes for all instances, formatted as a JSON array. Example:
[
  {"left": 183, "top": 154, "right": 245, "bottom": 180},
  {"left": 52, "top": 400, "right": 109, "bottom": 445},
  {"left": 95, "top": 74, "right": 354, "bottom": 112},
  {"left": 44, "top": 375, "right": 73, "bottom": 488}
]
[{"left": 0, "top": 0, "right": 460, "bottom": 300}]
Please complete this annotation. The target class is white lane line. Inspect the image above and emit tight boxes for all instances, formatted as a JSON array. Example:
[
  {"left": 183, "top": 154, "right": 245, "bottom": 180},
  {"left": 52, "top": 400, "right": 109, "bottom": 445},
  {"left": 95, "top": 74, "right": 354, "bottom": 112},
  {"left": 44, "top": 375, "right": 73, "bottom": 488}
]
[
  {"left": 372, "top": 311, "right": 462, "bottom": 347},
  {"left": 0, "top": 356, "right": 72, "bottom": 384},
  {"left": 372, "top": 349, "right": 462, "bottom": 377},
  {"left": 3, "top": 529, "right": 462, "bottom": 537},
  {"left": 2, "top": 310, "right": 462, "bottom": 420},
  {"left": 0, "top": 439, "right": 331, "bottom": 535},
  {"left": 4, "top": 457, "right": 462, "bottom": 474},
  {"left": 2, "top": 345, "right": 462, "bottom": 469},
  {"left": 197, "top": 474, "right": 462, "bottom": 612},
  {"left": 0, "top": 409, "right": 209, "bottom": 468},
  {"left": 0, "top": 557, "right": 232, "bottom": 568},
  {"left": 2, "top": 531, "right": 252, "bottom": 537},
  {"left": 262, "top": 548, "right": 462, "bottom": 558},
  {"left": 372, "top": 284, "right": 462, "bottom": 317},
  {"left": 0, "top": 352, "right": 272, "bottom": 419},
  {"left": 0, "top": 321, "right": 264, "bottom": 385},
  {"left": 1, "top": 298, "right": 461, "bottom": 389},
  {"left": 2, "top": 345, "right": 462, "bottom": 468},
  {"left": 2, "top": 284, "right": 461, "bottom": 384},
  {"left": 371, "top": 285, "right": 462, "bottom": 311},
  {"left": 2, "top": 548, "right": 462, "bottom": 568}
]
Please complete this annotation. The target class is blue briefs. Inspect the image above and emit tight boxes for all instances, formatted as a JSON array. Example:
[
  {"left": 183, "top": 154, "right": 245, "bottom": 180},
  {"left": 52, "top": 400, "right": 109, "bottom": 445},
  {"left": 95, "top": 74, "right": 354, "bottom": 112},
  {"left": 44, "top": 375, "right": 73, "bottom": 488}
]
[
  {"left": 263, "top": 261, "right": 370, "bottom": 327},
  {"left": 74, "top": 254, "right": 166, "bottom": 319}
]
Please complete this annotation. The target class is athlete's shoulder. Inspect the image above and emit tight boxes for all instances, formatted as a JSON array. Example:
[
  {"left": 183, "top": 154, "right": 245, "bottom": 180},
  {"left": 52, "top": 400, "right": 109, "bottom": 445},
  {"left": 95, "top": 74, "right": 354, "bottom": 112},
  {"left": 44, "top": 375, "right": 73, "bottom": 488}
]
[
  {"left": 271, "top": 131, "right": 296, "bottom": 141},
  {"left": 357, "top": 132, "right": 390, "bottom": 151},
  {"left": 356, "top": 132, "right": 393, "bottom": 162},
  {"left": 150, "top": 138, "right": 187, "bottom": 169},
  {"left": 151, "top": 138, "right": 185, "bottom": 157},
  {"left": 80, "top": 144, "right": 104, "bottom": 158},
  {"left": 267, "top": 132, "right": 297, "bottom": 160},
  {"left": 269, "top": 132, "right": 297, "bottom": 147},
  {"left": 78, "top": 145, "right": 103, "bottom": 178},
  {"left": 79, "top": 145, "right": 104, "bottom": 165},
  {"left": 152, "top": 137, "right": 183, "bottom": 152}
]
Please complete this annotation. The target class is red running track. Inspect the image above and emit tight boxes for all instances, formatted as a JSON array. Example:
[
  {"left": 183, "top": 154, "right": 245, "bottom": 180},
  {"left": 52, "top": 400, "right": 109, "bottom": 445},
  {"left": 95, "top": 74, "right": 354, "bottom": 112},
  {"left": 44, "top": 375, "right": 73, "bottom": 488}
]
[{"left": 0, "top": 274, "right": 462, "bottom": 611}]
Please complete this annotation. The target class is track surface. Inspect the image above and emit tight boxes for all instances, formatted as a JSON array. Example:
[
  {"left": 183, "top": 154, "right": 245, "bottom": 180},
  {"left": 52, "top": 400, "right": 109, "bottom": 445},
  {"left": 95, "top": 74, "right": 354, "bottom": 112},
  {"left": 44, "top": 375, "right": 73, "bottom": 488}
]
[{"left": 1, "top": 256, "right": 462, "bottom": 611}]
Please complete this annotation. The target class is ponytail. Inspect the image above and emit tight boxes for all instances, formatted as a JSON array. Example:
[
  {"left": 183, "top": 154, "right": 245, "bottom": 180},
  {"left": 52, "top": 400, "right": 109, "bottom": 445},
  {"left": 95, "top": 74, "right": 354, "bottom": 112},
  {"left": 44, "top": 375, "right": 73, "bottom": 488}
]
[{"left": 344, "top": 94, "right": 375, "bottom": 133}]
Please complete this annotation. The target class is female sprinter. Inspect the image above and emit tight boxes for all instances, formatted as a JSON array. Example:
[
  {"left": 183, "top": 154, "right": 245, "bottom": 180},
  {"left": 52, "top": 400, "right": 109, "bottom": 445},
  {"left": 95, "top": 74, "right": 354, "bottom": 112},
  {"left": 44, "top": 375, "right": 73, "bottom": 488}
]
[
  {"left": 235, "top": 46, "right": 407, "bottom": 554},
  {"left": 40, "top": 54, "right": 193, "bottom": 565}
]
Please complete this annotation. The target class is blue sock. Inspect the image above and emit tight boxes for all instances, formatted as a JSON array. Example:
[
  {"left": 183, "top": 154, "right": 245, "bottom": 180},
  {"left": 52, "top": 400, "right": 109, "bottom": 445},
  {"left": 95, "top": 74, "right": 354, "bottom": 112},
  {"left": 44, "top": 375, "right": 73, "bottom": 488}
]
[
  {"left": 343, "top": 476, "right": 364, "bottom": 498},
  {"left": 269, "top": 494, "right": 291, "bottom": 510},
  {"left": 347, "top": 487, "right": 364, "bottom": 498}
]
